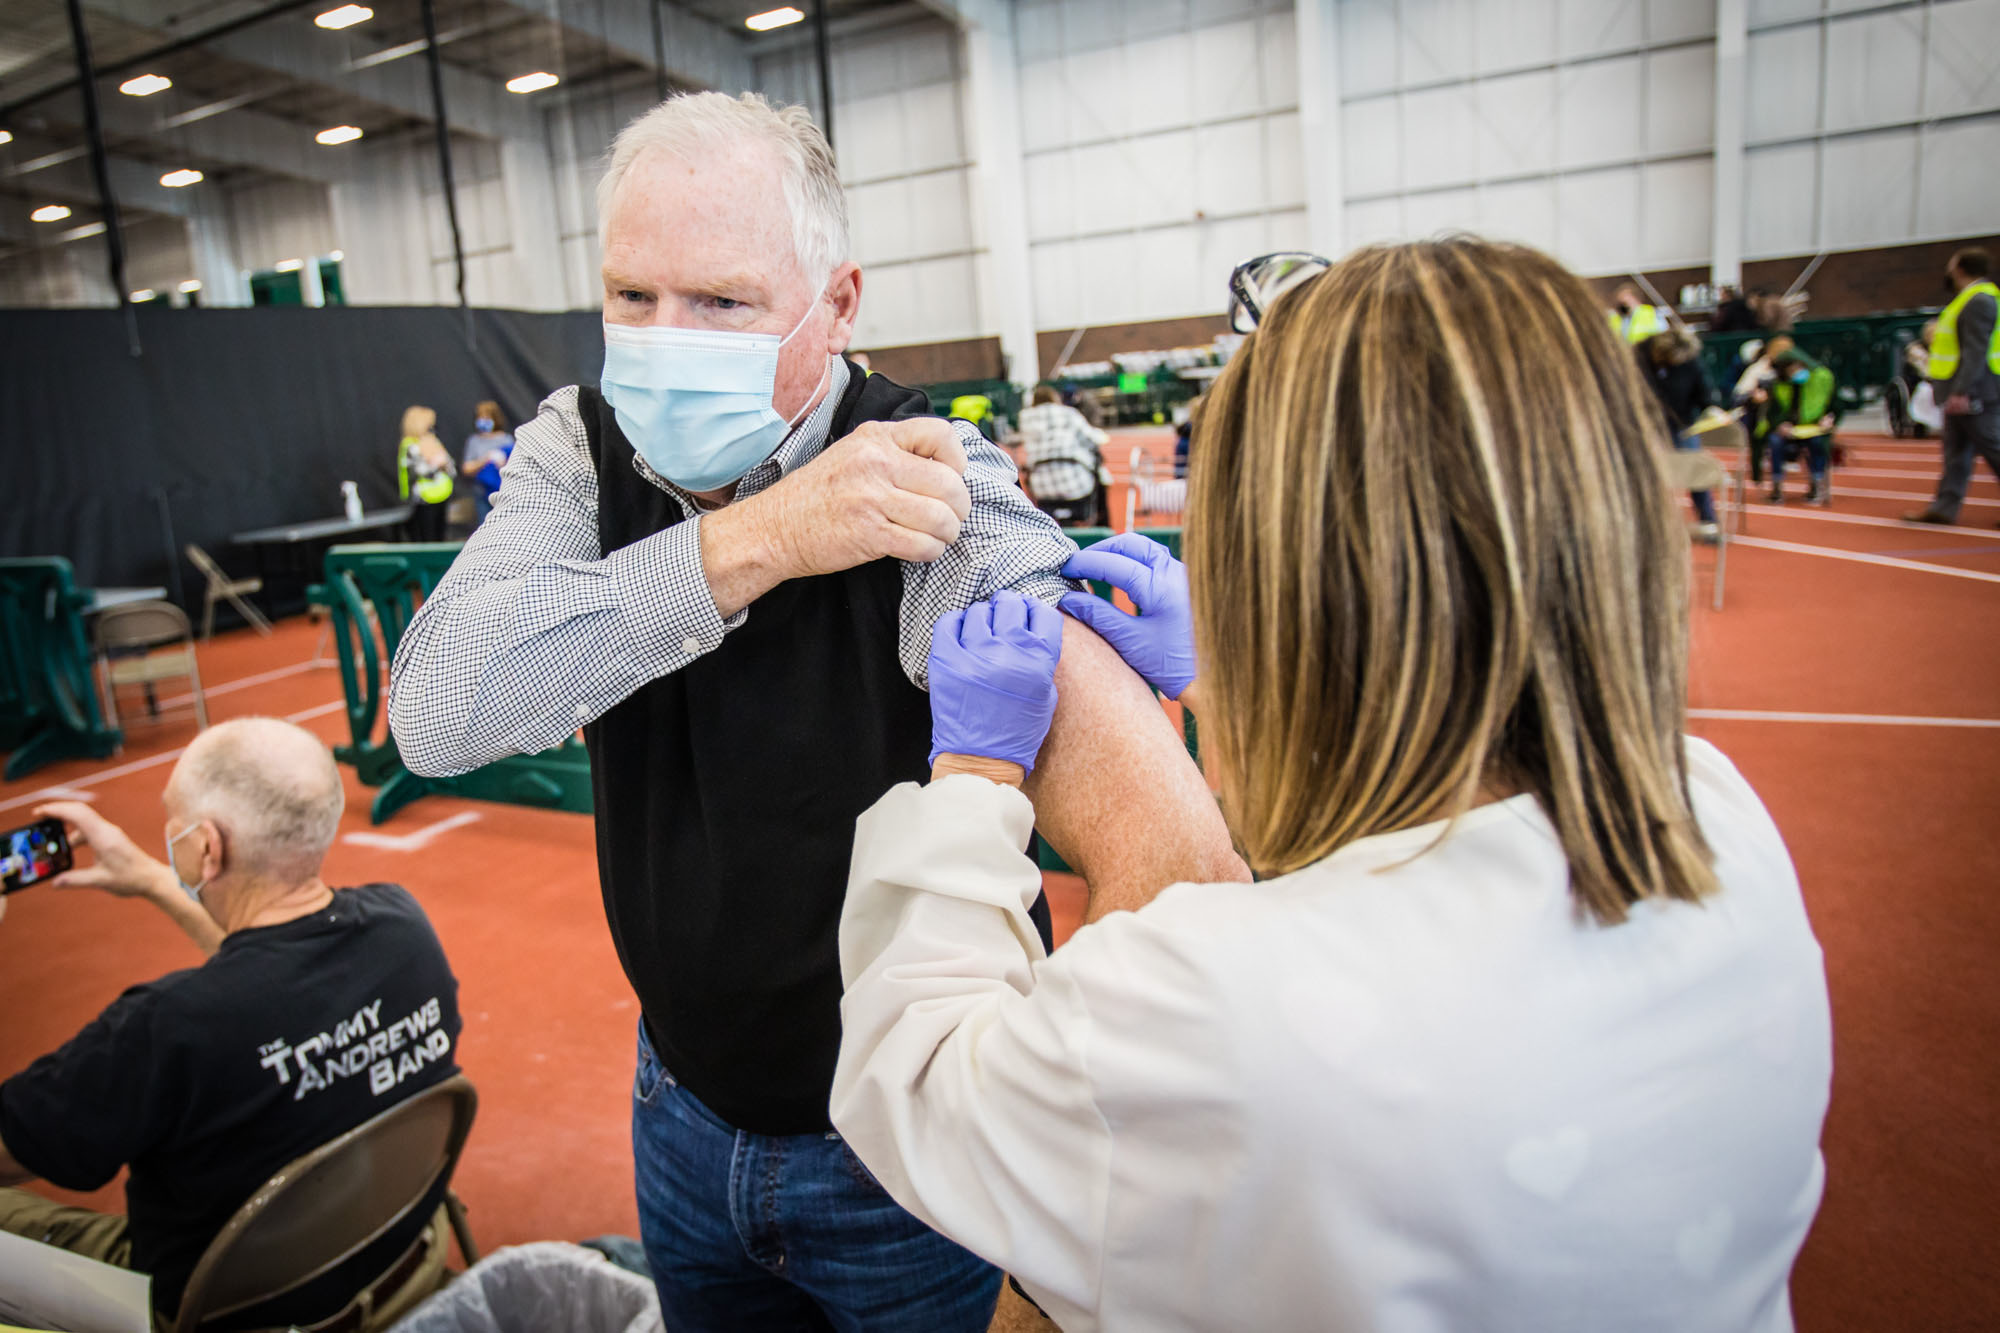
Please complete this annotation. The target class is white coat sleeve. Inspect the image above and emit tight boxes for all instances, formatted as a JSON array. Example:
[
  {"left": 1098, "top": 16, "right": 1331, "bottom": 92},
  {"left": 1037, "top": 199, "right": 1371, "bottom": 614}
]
[{"left": 832, "top": 774, "right": 1112, "bottom": 1331}]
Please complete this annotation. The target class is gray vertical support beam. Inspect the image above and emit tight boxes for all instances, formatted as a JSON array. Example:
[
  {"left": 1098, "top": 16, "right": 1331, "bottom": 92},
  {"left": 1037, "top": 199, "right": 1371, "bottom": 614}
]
[
  {"left": 959, "top": 1, "right": 1038, "bottom": 386},
  {"left": 1711, "top": 0, "right": 1748, "bottom": 288},
  {"left": 419, "top": 0, "right": 470, "bottom": 312},
  {"left": 1296, "top": 0, "right": 1343, "bottom": 258},
  {"left": 62, "top": 0, "right": 139, "bottom": 353}
]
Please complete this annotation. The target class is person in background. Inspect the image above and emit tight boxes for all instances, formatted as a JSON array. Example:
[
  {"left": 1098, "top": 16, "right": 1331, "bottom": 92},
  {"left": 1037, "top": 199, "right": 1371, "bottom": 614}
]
[
  {"left": 830, "top": 238, "right": 1831, "bottom": 1332},
  {"left": 1610, "top": 282, "right": 1667, "bottom": 344},
  {"left": 1172, "top": 395, "right": 1202, "bottom": 480},
  {"left": 1766, "top": 347, "right": 1840, "bottom": 506},
  {"left": 460, "top": 400, "right": 514, "bottom": 525},
  {"left": 1751, "top": 288, "right": 1796, "bottom": 333},
  {"left": 0, "top": 718, "right": 462, "bottom": 1331},
  {"left": 1731, "top": 337, "right": 1781, "bottom": 484},
  {"left": 850, "top": 350, "right": 872, "bottom": 376},
  {"left": 1709, "top": 284, "right": 1759, "bottom": 333},
  {"left": 1018, "top": 383, "right": 1111, "bottom": 527},
  {"left": 1906, "top": 247, "right": 2000, "bottom": 527},
  {"left": 1639, "top": 329, "right": 1722, "bottom": 541},
  {"left": 398, "top": 405, "right": 455, "bottom": 542}
]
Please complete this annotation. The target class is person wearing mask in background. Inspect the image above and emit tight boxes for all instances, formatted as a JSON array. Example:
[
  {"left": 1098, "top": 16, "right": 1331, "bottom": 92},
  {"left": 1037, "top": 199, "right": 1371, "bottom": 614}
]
[
  {"left": 830, "top": 238, "right": 1831, "bottom": 1332},
  {"left": 1732, "top": 337, "right": 1781, "bottom": 484},
  {"left": 1906, "top": 248, "right": 2000, "bottom": 527},
  {"left": 0, "top": 718, "right": 462, "bottom": 1332},
  {"left": 1766, "top": 348, "right": 1840, "bottom": 506},
  {"left": 461, "top": 400, "right": 514, "bottom": 525},
  {"left": 398, "top": 405, "right": 456, "bottom": 542},
  {"left": 1709, "top": 283, "right": 1759, "bottom": 333},
  {"left": 1609, "top": 282, "right": 1667, "bottom": 344},
  {"left": 1018, "top": 383, "right": 1112, "bottom": 527},
  {"left": 1639, "top": 329, "right": 1722, "bottom": 541},
  {"left": 388, "top": 91, "right": 1241, "bottom": 1333}
]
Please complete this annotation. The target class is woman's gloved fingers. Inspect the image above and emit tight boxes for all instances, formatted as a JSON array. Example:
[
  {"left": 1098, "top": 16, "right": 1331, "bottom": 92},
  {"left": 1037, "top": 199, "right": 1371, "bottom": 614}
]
[
  {"left": 989, "top": 588, "right": 1031, "bottom": 641},
  {"left": 1060, "top": 549, "right": 1156, "bottom": 602},
  {"left": 1094, "top": 532, "right": 1174, "bottom": 569},
  {"left": 1057, "top": 590, "right": 1134, "bottom": 642},
  {"left": 1024, "top": 595, "right": 1065, "bottom": 653}
]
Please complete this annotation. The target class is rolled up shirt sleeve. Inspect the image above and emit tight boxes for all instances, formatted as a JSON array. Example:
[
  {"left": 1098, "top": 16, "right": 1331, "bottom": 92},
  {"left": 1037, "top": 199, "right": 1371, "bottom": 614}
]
[
  {"left": 388, "top": 387, "right": 740, "bottom": 776},
  {"left": 897, "top": 421, "right": 1081, "bottom": 688}
]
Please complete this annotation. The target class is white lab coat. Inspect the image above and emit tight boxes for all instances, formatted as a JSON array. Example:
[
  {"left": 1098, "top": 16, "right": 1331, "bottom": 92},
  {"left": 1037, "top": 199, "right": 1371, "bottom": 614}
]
[{"left": 833, "top": 738, "right": 1831, "bottom": 1332}]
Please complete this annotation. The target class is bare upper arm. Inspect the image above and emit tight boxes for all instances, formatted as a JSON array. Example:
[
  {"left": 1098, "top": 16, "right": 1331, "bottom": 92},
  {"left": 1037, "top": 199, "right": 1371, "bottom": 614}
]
[{"left": 1025, "top": 617, "right": 1249, "bottom": 921}]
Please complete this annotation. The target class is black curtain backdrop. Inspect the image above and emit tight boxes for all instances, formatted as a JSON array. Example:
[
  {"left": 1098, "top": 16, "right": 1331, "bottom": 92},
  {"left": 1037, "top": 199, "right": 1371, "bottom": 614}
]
[{"left": 3, "top": 305, "right": 604, "bottom": 598}]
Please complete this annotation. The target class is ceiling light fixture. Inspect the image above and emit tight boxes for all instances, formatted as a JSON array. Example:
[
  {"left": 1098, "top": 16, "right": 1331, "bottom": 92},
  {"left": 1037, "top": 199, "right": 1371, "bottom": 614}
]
[
  {"left": 31, "top": 204, "right": 71, "bottom": 222},
  {"left": 160, "top": 168, "right": 204, "bottom": 188},
  {"left": 328, "top": 250, "right": 344, "bottom": 261},
  {"left": 275, "top": 258, "right": 304, "bottom": 272},
  {"left": 179, "top": 279, "right": 203, "bottom": 293},
  {"left": 62, "top": 221, "right": 106, "bottom": 241},
  {"left": 316, "top": 124, "right": 363, "bottom": 145},
  {"left": 745, "top": 7, "right": 805, "bottom": 31},
  {"left": 505, "top": 70, "right": 559, "bottom": 94},
  {"left": 119, "top": 73, "right": 172, "bottom": 96},
  {"left": 0, "top": 131, "right": 13, "bottom": 145},
  {"left": 130, "top": 289, "right": 156, "bottom": 302},
  {"left": 315, "top": 4, "right": 373, "bottom": 29}
]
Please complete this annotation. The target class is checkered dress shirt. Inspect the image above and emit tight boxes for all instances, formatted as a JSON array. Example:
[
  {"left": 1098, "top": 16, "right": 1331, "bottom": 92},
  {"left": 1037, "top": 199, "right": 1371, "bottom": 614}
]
[
  {"left": 388, "top": 357, "right": 1078, "bottom": 776},
  {"left": 1017, "top": 402, "right": 1108, "bottom": 503}
]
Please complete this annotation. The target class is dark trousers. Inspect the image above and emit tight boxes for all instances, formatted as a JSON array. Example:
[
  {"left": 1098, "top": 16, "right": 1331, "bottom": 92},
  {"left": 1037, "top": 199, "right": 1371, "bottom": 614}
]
[
  {"left": 1926, "top": 410, "right": 2000, "bottom": 521},
  {"left": 1769, "top": 432, "right": 1831, "bottom": 489},
  {"left": 405, "top": 500, "right": 449, "bottom": 542}
]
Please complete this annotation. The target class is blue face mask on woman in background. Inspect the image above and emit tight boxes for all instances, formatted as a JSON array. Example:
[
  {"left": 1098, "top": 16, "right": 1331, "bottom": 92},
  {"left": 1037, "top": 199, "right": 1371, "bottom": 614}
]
[
  {"left": 475, "top": 417, "right": 495, "bottom": 432},
  {"left": 600, "top": 298, "right": 830, "bottom": 493},
  {"left": 1790, "top": 368, "right": 1809, "bottom": 384}
]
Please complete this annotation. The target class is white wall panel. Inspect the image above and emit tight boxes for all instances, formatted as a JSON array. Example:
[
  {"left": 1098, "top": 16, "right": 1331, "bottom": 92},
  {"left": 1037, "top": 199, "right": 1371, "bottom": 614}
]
[
  {"left": 1560, "top": 0, "right": 1645, "bottom": 59},
  {"left": 1823, "top": 9, "right": 1925, "bottom": 132},
  {"left": 1196, "top": 120, "right": 1269, "bottom": 215},
  {"left": 1743, "top": 142, "right": 1820, "bottom": 256},
  {"left": 1749, "top": 0, "right": 1821, "bottom": 23},
  {"left": 1346, "top": 197, "right": 1405, "bottom": 246},
  {"left": 1340, "top": 0, "right": 1400, "bottom": 98},
  {"left": 1650, "top": 0, "right": 1719, "bottom": 42},
  {"left": 1017, "top": 61, "right": 1070, "bottom": 153},
  {"left": 1917, "top": 118, "right": 2000, "bottom": 234},
  {"left": 1400, "top": 0, "right": 1477, "bottom": 85},
  {"left": 1264, "top": 113, "right": 1307, "bottom": 209},
  {"left": 1555, "top": 166, "right": 1641, "bottom": 273},
  {"left": 1746, "top": 26, "right": 1822, "bottom": 141},
  {"left": 1403, "top": 185, "right": 1480, "bottom": 238},
  {"left": 1402, "top": 86, "right": 1480, "bottom": 189},
  {"left": 1126, "top": 33, "right": 1194, "bottom": 134},
  {"left": 1924, "top": 0, "right": 2000, "bottom": 117},
  {"left": 1646, "top": 46, "right": 1717, "bottom": 154},
  {"left": 1479, "top": 178, "right": 1560, "bottom": 250},
  {"left": 1478, "top": 70, "right": 1558, "bottom": 178},
  {"left": 1194, "top": 20, "right": 1268, "bottom": 121},
  {"left": 1477, "top": 0, "right": 1560, "bottom": 72},
  {"left": 1821, "top": 129, "right": 1920, "bottom": 249},
  {"left": 1343, "top": 97, "right": 1401, "bottom": 197},
  {"left": 1558, "top": 57, "right": 1646, "bottom": 168},
  {"left": 1639, "top": 157, "right": 1713, "bottom": 264}
]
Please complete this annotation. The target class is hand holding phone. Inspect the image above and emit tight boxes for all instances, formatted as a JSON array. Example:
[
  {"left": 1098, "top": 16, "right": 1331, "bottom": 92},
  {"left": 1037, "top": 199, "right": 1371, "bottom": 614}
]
[{"left": 31, "top": 801, "right": 171, "bottom": 900}]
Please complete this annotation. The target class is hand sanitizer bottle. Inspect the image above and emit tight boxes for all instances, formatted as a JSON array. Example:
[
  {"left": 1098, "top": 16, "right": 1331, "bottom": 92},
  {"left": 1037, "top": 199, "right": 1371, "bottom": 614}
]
[{"left": 341, "top": 480, "right": 364, "bottom": 523}]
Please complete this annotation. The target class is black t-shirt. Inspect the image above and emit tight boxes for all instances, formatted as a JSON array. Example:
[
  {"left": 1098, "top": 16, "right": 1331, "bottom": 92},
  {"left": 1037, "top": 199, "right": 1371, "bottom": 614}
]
[{"left": 0, "top": 883, "right": 461, "bottom": 1325}]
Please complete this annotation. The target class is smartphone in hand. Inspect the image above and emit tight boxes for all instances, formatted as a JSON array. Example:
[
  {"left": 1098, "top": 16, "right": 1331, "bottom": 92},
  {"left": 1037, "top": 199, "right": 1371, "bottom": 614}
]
[{"left": 1, "top": 818, "right": 73, "bottom": 895}]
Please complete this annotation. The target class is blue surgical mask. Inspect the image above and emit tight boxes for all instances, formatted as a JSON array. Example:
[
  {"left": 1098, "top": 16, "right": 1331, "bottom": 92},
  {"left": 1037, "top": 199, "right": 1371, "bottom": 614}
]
[
  {"left": 165, "top": 822, "right": 210, "bottom": 901},
  {"left": 475, "top": 417, "right": 495, "bottom": 432},
  {"left": 600, "top": 303, "right": 829, "bottom": 492},
  {"left": 1789, "top": 368, "right": 1809, "bottom": 384}
]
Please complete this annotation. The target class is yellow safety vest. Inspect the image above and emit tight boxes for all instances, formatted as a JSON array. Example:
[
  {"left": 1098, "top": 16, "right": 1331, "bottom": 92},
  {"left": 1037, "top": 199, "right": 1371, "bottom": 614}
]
[
  {"left": 1609, "top": 304, "right": 1668, "bottom": 344},
  {"left": 1929, "top": 279, "right": 2000, "bottom": 380},
  {"left": 399, "top": 437, "right": 453, "bottom": 505},
  {"left": 949, "top": 394, "right": 994, "bottom": 423}
]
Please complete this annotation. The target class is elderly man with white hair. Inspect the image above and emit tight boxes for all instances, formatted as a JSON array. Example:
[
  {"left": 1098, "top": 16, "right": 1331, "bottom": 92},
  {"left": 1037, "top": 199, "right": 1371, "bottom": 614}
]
[
  {"left": 390, "top": 91, "right": 1242, "bottom": 1329},
  {"left": 0, "top": 717, "right": 462, "bottom": 1332}
]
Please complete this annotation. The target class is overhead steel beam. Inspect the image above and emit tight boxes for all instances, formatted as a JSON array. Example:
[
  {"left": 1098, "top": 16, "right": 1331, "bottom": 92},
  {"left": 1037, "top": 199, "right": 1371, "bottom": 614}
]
[
  {"left": 31, "top": 86, "right": 346, "bottom": 184},
  {"left": 10, "top": 153, "right": 196, "bottom": 216}
]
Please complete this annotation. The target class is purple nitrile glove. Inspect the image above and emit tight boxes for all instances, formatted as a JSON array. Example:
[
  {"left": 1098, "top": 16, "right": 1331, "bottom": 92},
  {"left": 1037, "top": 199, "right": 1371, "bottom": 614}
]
[
  {"left": 927, "top": 589, "right": 1065, "bottom": 773},
  {"left": 1058, "top": 533, "right": 1196, "bottom": 700}
]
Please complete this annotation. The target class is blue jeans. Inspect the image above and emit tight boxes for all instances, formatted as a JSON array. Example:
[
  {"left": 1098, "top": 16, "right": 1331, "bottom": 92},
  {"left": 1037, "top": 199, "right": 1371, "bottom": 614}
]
[
  {"left": 1769, "top": 432, "right": 1830, "bottom": 487},
  {"left": 632, "top": 1025, "right": 1000, "bottom": 1332}
]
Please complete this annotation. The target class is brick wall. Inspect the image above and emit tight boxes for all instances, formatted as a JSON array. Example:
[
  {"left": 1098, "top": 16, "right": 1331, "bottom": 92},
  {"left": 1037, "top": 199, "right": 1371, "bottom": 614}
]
[
  {"left": 852, "top": 335, "right": 1005, "bottom": 385},
  {"left": 1036, "top": 314, "right": 1235, "bottom": 372}
]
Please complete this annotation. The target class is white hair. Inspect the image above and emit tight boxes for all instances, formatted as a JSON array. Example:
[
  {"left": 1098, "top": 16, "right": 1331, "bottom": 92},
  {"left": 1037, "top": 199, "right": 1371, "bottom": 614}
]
[
  {"left": 596, "top": 91, "right": 849, "bottom": 287},
  {"left": 170, "top": 717, "right": 344, "bottom": 884}
]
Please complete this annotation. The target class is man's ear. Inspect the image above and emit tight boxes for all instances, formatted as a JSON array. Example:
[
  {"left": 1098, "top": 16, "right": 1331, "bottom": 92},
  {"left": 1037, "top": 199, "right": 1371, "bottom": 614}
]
[
  {"left": 825, "top": 262, "right": 863, "bottom": 355},
  {"left": 198, "top": 820, "right": 226, "bottom": 883}
]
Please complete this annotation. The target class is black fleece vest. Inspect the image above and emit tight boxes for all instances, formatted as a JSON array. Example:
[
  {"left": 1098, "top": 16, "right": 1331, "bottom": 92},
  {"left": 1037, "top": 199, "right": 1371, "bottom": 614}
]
[{"left": 580, "top": 366, "right": 1044, "bottom": 1134}]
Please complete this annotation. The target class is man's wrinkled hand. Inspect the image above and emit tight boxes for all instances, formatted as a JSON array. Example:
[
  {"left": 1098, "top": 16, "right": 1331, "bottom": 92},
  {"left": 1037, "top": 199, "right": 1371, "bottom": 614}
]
[
  {"left": 35, "top": 800, "right": 171, "bottom": 900},
  {"left": 749, "top": 418, "right": 972, "bottom": 579}
]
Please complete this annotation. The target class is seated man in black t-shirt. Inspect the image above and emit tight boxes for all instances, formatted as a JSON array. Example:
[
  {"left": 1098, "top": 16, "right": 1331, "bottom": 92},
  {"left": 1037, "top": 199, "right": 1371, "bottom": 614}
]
[{"left": 0, "top": 716, "right": 462, "bottom": 1331}]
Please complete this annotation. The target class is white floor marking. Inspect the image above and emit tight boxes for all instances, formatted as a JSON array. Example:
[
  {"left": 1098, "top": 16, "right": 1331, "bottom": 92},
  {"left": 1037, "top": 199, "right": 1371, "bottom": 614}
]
[
  {"left": 341, "top": 810, "right": 483, "bottom": 852},
  {"left": 1824, "top": 486, "right": 1995, "bottom": 507},
  {"left": 1835, "top": 466, "right": 1995, "bottom": 482},
  {"left": 157, "top": 658, "right": 321, "bottom": 708},
  {"left": 1742, "top": 506, "right": 2000, "bottom": 539},
  {"left": 31, "top": 787, "right": 98, "bottom": 803},
  {"left": 1730, "top": 535, "right": 2000, "bottom": 584},
  {"left": 0, "top": 698, "right": 347, "bottom": 812},
  {"left": 1690, "top": 709, "right": 2000, "bottom": 729}
]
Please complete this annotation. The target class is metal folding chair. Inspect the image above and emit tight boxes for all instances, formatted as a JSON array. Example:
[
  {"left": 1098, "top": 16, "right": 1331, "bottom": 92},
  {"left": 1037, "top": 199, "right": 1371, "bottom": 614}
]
[
  {"left": 94, "top": 600, "right": 208, "bottom": 735},
  {"left": 185, "top": 543, "right": 272, "bottom": 640}
]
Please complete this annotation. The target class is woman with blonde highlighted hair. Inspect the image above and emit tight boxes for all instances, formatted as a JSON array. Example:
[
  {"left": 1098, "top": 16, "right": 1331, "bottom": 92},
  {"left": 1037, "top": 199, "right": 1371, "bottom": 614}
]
[{"left": 831, "top": 238, "right": 1832, "bottom": 1332}]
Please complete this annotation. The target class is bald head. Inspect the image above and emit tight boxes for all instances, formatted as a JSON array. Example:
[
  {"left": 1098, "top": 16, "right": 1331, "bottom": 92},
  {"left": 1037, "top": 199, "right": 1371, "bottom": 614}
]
[{"left": 166, "top": 718, "right": 344, "bottom": 885}]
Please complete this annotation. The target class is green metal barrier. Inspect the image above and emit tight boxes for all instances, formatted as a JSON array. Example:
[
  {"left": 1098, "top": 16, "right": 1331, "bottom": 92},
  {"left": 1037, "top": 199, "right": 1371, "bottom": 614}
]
[
  {"left": 923, "top": 378, "right": 1023, "bottom": 432},
  {"left": 0, "top": 558, "right": 121, "bottom": 779},
  {"left": 1035, "top": 527, "right": 1200, "bottom": 875},
  {"left": 1699, "top": 311, "right": 1934, "bottom": 411},
  {"left": 311, "top": 543, "right": 593, "bottom": 825}
]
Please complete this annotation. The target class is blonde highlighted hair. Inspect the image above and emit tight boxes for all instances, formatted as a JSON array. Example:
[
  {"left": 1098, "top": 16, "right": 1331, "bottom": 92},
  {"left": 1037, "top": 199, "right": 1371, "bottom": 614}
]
[{"left": 1188, "top": 236, "right": 1715, "bottom": 925}]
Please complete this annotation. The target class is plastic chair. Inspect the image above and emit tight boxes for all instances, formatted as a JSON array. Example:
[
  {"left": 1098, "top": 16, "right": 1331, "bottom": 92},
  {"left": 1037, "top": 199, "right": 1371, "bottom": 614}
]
[
  {"left": 94, "top": 600, "right": 208, "bottom": 734},
  {"left": 185, "top": 543, "right": 272, "bottom": 640},
  {"left": 172, "top": 1074, "right": 481, "bottom": 1333}
]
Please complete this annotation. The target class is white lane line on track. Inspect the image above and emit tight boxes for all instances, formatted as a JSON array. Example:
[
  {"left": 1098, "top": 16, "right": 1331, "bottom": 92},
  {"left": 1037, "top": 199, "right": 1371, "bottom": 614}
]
[
  {"left": 0, "top": 698, "right": 346, "bottom": 813},
  {"left": 1826, "top": 486, "right": 1995, "bottom": 507},
  {"left": 1730, "top": 535, "right": 2000, "bottom": 584},
  {"left": 157, "top": 658, "right": 322, "bottom": 708},
  {"left": 1742, "top": 506, "right": 2000, "bottom": 538},
  {"left": 1690, "top": 709, "right": 2000, "bottom": 729},
  {"left": 341, "top": 810, "right": 482, "bottom": 852}
]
